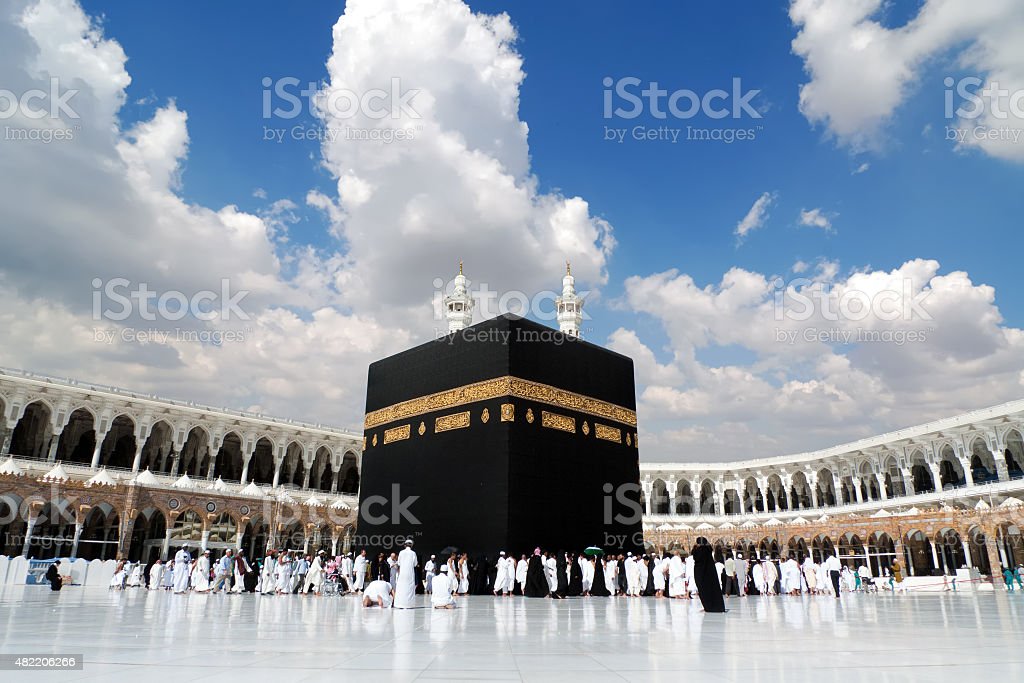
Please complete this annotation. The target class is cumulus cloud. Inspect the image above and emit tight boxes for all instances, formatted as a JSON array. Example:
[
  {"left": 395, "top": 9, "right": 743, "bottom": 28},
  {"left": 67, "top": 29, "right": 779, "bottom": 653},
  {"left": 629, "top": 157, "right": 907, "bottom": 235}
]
[
  {"left": 617, "top": 258, "right": 1024, "bottom": 461},
  {"left": 734, "top": 191, "right": 777, "bottom": 242},
  {"left": 798, "top": 207, "right": 835, "bottom": 232},
  {"left": 789, "top": 0, "right": 1024, "bottom": 160},
  {"left": 313, "top": 0, "right": 614, "bottom": 327},
  {"left": 0, "top": 0, "right": 613, "bottom": 426}
]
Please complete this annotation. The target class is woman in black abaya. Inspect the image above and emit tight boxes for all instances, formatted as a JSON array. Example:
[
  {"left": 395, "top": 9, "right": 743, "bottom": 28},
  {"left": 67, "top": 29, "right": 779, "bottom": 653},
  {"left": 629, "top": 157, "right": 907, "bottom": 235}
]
[
  {"left": 642, "top": 555, "right": 656, "bottom": 596},
  {"left": 566, "top": 553, "right": 583, "bottom": 596},
  {"left": 524, "top": 549, "right": 550, "bottom": 597},
  {"left": 552, "top": 551, "right": 568, "bottom": 599},
  {"left": 691, "top": 537, "right": 726, "bottom": 613},
  {"left": 590, "top": 555, "right": 611, "bottom": 596}
]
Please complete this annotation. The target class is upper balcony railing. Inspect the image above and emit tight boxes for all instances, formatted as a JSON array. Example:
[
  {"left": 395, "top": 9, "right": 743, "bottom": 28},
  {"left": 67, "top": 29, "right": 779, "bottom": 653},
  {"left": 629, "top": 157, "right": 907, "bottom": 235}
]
[{"left": 0, "top": 366, "right": 362, "bottom": 439}]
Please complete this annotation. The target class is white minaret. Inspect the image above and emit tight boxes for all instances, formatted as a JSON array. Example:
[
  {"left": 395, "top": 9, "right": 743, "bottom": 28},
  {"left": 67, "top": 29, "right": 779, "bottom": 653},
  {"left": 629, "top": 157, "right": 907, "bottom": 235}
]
[
  {"left": 556, "top": 260, "right": 583, "bottom": 338},
  {"left": 444, "top": 261, "right": 474, "bottom": 333}
]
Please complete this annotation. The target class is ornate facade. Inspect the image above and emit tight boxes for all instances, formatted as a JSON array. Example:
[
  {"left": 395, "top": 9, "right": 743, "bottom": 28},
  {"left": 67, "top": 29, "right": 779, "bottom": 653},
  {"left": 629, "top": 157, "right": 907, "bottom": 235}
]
[
  {"left": 0, "top": 368, "right": 361, "bottom": 562},
  {"left": 3, "top": 365, "right": 1024, "bottom": 584},
  {"left": 640, "top": 399, "right": 1024, "bottom": 581}
]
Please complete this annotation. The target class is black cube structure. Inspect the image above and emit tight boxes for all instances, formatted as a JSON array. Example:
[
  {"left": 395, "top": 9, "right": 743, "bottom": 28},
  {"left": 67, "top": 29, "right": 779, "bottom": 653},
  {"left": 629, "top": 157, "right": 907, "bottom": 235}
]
[{"left": 357, "top": 314, "right": 643, "bottom": 557}]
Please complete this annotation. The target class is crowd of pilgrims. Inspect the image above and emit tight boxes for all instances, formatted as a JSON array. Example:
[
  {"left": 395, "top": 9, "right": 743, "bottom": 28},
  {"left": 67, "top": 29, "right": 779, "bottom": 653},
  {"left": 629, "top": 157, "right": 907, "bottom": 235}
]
[{"left": 103, "top": 536, "right": 888, "bottom": 612}]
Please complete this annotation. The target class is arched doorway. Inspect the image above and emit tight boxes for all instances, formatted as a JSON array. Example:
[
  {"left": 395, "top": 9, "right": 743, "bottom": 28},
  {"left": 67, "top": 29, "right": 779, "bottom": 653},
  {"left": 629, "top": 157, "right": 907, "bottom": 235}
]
[
  {"left": 78, "top": 504, "right": 120, "bottom": 561},
  {"left": 338, "top": 451, "right": 360, "bottom": 494},
  {"left": 0, "top": 494, "right": 27, "bottom": 556},
  {"left": 27, "top": 499, "right": 77, "bottom": 559},
  {"left": 179, "top": 426, "right": 210, "bottom": 476},
  {"left": 938, "top": 445, "right": 965, "bottom": 488},
  {"left": 207, "top": 513, "right": 239, "bottom": 553},
  {"left": 969, "top": 438, "right": 998, "bottom": 484},
  {"left": 249, "top": 438, "right": 275, "bottom": 485},
  {"left": 811, "top": 535, "right": 835, "bottom": 564},
  {"left": 214, "top": 432, "right": 243, "bottom": 482},
  {"left": 867, "top": 532, "right": 896, "bottom": 576},
  {"left": 903, "top": 530, "right": 936, "bottom": 576},
  {"left": 168, "top": 510, "right": 204, "bottom": 554},
  {"left": 967, "top": 526, "right": 992, "bottom": 575},
  {"left": 651, "top": 479, "right": 669, "bottom": 514},
  {"left": 816, "top": 469, "right": 836, "bottom": 506},
  {"left": 838, "top": 533, "right": 865, "bottom": 568},
  {"left": 99, "top": 415, "right": 136, "bottom": 469},
  {"left": 55, "top": 408, "right": 96, "bottom": 464},
  {"left": 311, "top": 446, "right": 334, "bottom": 492},
  {"left": 934, "top": 528, "right": 966, "bottom": 575},
  {"left": 9, "top": 400, "right": 53, "bottom": 459},
  {"left": 699, "top": 480, "right": 717, "bottom": 515},
  {"left": 127, "top": 509, "right": 166, "bottom": 564},
  {"left": 241, "top": 517, "right": 270, "bottom": 558},
  {"left": 281, "top": 442, "right": 305, "bottom": 487},
  {"left": 1004, "top": 430, "right": 1024, "bottom": 479},
  {"left": 139, "top": 421, "right": 174, "bottom": 473}
]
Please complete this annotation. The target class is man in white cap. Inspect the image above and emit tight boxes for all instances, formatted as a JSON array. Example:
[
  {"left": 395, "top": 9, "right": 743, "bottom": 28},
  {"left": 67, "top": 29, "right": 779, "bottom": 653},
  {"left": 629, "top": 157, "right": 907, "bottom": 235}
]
[
  {"left": 172, "top": 543, "right": 192, "bottom": 594},
  {"left": 352, "top": 550, "right": 367, "bottom": 593},
  {"left": 493, "top": 551, "right": 513, "bottom": 596},
  {"left": 394, "top": 539, "right": 418, "bottom": 608},
  {"left": 431, "top": 565, "right": 456, "bottom": 609}
]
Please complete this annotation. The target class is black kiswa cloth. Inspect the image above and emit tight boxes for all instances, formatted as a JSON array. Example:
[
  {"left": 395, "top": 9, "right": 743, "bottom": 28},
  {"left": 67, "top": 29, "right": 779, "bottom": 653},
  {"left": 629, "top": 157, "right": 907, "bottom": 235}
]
[
  {"left": 691, "top": 542, "right": 726, "bottom": 613},
  {"left": 524, "top": 554, "right": 550, "bottom": 597}
]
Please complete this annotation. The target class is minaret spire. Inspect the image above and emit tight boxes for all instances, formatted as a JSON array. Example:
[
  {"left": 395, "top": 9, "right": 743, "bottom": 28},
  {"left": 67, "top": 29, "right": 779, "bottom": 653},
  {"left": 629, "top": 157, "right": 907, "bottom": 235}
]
[
  {"left": 556, "top": 261, "right": 583, "bottom": 338},
  {"left": 444, "top": 262, "right": 474, "bottom": 333}
]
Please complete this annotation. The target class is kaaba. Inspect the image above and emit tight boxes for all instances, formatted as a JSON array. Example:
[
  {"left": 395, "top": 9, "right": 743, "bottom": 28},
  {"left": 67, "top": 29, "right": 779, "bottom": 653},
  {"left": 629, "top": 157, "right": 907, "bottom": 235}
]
[{"left": 357, "top": 313, "right": 644, "bottom": 558}]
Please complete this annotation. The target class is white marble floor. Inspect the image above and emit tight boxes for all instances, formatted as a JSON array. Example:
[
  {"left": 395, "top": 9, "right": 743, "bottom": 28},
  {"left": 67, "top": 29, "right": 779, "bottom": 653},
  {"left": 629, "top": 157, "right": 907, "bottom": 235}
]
[{"left": 1, "top": 587, "right": 1022, "bottom": 682}]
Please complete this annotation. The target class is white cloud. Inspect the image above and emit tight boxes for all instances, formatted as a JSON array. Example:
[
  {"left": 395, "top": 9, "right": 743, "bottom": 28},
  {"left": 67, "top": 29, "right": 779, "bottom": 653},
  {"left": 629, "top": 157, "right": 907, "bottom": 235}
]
[
  {"left": 734, "top": 191, "right": 777, "bottom": 242},
  {"left": 792, "top": 260, "right": 810, "bottom": 274},
  {"left": 798, "top": 207, "right": 835, "bottom": 232},
  {"left": 789, "top": 0, "right": 1024, "bottom": 160},
  {"left": 0, "top": 0, "right": 617, "bottom": 428},
  {"left": 852, "top": 162, "right": 870, "bottom": 174},
  {"left": 314, "top": 0, "right": 615, "bottom": 324},
  {"left": 617, "top": 258, "right": 1024, "bottom": 461}
]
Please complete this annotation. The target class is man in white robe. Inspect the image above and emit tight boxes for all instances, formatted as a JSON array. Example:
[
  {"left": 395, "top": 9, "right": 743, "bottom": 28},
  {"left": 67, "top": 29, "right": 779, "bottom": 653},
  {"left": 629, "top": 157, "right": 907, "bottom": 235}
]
[
  {"left": 516, "top": 555, "right": 529, "bottom": 594},
  {"left": 172, "top": 545, "right": 192, "bottom": 594},
  {"left": 352, "top": 550, "right": 368, "bottom": 592},
  {"left": 668, "top": 552, "right": 686, "bottom": 598},
  {"left": 232, "top": 550, "right": 251, "bottom": 593},
  {"left": 752, "top": 560, "right": 766, "bottom": 595},
  {"left": 192, "top": 550, "right": 212, "bottom": 593},
  {"left": 625, "top": 554, "right": 639, "bottom": 596},
  {"left": 303, "top": 550, "right": 326, "bottom": 595},
  {"left": 363, "top": 579, "right": 394, "bottom": 608},
  {"left": 605, "top": 557, "right": 618, "bottom": 595},
  {"left": 765, "top": 558, "right": 779, "bottom": 595},
  {"left": 393, "top": 540, "right": 418, "bottom": 608},
  {"left": 339, "top": 553, "right": 353, "bottom": 592},
  {"left": 148, "top": 560, "right": 164, "bottom": 590},
  {"left": 545, "top": 552, "right": 558, "bottom": 593},
  {"left": 782, "top": 556, "right": 802, "bottom": 595},
  {"left": 431, "top": 565, "right": 456, "bottom": 609},
  {"left": 685, "top": 554, "right": 697, "bottom": 596},
  {"left": 493, "top": 552, "right": 513, "bottom": 596}
]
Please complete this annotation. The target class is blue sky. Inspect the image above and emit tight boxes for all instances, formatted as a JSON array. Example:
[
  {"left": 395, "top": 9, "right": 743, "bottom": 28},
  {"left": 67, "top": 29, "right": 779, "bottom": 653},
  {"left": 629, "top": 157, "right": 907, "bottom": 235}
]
[
  {"left": 3, "top": 0, "right": 1023, "bottom": 459},
  {"left": 79, "top": 0, "right": 1023, "bottom": 344}
]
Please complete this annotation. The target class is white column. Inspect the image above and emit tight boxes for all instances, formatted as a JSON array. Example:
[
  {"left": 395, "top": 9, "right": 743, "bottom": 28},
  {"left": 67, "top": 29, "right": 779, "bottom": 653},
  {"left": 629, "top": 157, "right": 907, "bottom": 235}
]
[
  {"left": 272, "top": 461, "right": 283, "bottom": 488},
  {"left": 46, "top": 432, "right": 63, "bottom": 462},
  {"left": 161, "top": 529, "right": 172, "bottom": 561},
  {"left": 641, "top": 481, "right": 653, "bottom": 516},
  {"left": 852, "top": 478, "right": 864, "bottom": 503},
  {"left": 667, "top": 479, "right": 678, "bottom": 514},
  {"left": 90, "top": 430, "right": 110, "bottom": 469},
  {"left": 201, "top": 530, "right": 210, "bottom": 552},
  {"left": 959, "top": 458, "right": 975, "bottom": 487},
  {"left": 70, "top": 523, "right": 83, "bottom": 558},
  {"left": 928, "top": 462, "right": 943, "bottom": 491},
  {"left": 875, "top": 473, "right": 888, "bottom": 499},
  {"left": 240, "top": 453, "right": 252, "bottom": 484},
  {"left": 962, "top": 540, "right": 973, "bottom": 569},
  {"left": 130, "top": 442, "right": 145, "bottom": 473},
  {"left": 21, "top": 514, "right": 37, "bottom": 557},
  {"left": 901, "top": 469, "right": 915, "bottom": 496},
  {"left": 0, "top": 423, "right": 14, "bottom": 455},
  {"left": 301, "top": 464, "right": 312, "bottom": 490},
  {"left": 930, "top": 542, "right": 940, "bottom": 574}
]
